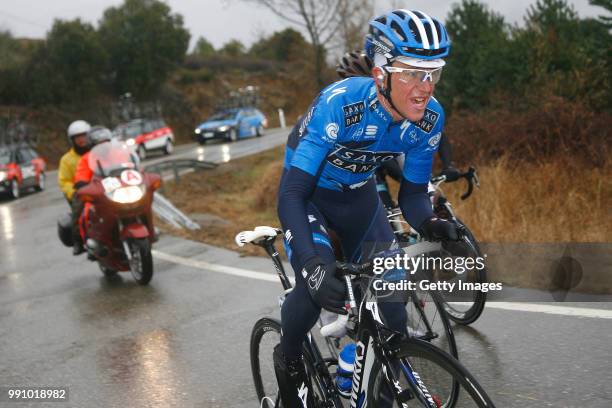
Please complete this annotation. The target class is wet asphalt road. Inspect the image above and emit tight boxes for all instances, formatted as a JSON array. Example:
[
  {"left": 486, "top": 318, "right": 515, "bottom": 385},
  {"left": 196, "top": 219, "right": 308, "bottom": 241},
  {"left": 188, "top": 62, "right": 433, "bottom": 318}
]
[{"left": 1, "top": 131, "right": 611, "bottom": 407}]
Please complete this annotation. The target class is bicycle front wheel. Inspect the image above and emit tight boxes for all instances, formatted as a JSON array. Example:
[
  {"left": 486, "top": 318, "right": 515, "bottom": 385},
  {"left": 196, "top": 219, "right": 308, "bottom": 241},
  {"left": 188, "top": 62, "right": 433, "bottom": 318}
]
[{"left": 368, "top": 337, "right": 495, "bottom": 407}]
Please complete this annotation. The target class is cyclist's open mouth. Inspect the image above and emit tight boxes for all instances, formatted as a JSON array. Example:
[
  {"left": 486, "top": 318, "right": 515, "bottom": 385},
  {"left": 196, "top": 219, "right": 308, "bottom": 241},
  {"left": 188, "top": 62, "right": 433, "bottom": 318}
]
[{"left": 410, "top": 96, "right": 428, "bottom": 109}]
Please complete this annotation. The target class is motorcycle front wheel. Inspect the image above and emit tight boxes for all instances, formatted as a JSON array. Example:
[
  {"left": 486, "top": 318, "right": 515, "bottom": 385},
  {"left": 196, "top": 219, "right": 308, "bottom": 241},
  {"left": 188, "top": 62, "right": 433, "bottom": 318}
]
[{"left": 128, "top": 238, "right": 153, "bottom": 285}]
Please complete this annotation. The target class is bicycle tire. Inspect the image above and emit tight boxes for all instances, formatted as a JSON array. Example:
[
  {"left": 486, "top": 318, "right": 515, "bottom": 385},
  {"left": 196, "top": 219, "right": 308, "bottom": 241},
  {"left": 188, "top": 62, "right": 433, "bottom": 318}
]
[
  {"left": 407, "top": 287, "right": 458, "bottom": 359},
  {"left": 250, "top": 317, "right": 283, "bottom": 407},
  {"left": 250, "top": 317, "right": 342, "bottom": 408},
  {"left": 368, "top": 337, "right": 495, "bottom": 407},
  {"left": 441, "top": 218, "right": 487, "bottom": 325}
]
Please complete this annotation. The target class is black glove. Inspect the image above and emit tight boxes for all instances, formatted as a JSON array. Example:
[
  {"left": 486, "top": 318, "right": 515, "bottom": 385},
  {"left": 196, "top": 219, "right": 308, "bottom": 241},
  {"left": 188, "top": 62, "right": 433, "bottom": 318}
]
[
  {"left": 419, "top": 217, "right": 461, "bottom": 242},
  {"left": 440, "top": 165, "right": 461, "bottom": 182},
  {"left": 302, "top": 257, "right": 347, "bottom": 314}
]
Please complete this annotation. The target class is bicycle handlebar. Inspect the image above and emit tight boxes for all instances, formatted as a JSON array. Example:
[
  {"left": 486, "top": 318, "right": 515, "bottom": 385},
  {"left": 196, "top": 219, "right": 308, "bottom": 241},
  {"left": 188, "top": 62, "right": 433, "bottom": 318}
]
[{"left": 431, "top": 166, "right": 480, "bottom": 200}]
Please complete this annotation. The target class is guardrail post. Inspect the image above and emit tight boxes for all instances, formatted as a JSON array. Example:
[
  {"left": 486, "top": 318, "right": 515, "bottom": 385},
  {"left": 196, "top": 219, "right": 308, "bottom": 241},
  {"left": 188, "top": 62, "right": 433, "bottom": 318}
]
[{"left": 173, "top": 161, "right": 180, "bottom": 182}]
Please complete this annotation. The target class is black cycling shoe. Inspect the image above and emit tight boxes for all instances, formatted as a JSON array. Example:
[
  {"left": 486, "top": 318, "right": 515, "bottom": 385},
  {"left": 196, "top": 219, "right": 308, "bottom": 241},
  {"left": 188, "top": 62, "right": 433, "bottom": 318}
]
[{"left": 273, "top": 344, "right": 315, "bottom": 408}]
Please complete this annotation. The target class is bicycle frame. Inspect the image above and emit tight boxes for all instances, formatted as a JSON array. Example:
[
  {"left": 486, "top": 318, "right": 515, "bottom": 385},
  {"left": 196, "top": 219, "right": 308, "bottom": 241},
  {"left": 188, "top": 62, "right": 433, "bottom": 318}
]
[{"left": 258, "top": 236, "right": 441, "bottom": 408}]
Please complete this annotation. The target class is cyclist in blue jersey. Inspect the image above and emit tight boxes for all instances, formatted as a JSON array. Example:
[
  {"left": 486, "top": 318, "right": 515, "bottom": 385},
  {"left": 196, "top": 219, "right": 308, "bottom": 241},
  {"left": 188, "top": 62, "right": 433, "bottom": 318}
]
[
  {"left": 337, "top": 50, "right": 461, "bottom": 209},
  {"left": 273, "top": 10, "right": 462, "bottom": 407}
]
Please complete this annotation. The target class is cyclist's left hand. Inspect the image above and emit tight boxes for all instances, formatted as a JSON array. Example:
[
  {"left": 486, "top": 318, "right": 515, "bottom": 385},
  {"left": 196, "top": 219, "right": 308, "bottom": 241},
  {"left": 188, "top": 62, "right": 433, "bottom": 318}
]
[{"left": 419, "top": 217, "right": 461, "bottom": 241}]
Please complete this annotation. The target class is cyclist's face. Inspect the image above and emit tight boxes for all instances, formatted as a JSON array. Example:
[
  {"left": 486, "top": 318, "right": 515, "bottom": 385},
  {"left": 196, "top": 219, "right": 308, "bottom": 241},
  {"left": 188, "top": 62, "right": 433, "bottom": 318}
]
[{"left": 389, "top": 62, "right": 436, "bottom": 122}]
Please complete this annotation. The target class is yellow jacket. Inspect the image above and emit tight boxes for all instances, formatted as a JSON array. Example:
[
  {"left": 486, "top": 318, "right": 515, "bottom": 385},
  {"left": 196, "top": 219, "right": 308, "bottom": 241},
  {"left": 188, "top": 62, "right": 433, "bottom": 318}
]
[{"left": 58, "top": 148, "right": 82, "bottom": 201}]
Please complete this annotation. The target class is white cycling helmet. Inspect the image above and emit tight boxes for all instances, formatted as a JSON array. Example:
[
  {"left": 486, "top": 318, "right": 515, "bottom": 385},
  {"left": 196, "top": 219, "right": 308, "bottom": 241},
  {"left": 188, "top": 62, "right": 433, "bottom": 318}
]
[{"left": 67, "top": 120, "right": 91, "bottom": 140}]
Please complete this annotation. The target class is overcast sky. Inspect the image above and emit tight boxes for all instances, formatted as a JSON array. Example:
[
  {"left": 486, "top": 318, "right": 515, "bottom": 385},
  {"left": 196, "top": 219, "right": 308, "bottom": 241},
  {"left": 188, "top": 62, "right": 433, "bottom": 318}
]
[{"left": 0, "top": 0, "right": 607, "bottom": 50}]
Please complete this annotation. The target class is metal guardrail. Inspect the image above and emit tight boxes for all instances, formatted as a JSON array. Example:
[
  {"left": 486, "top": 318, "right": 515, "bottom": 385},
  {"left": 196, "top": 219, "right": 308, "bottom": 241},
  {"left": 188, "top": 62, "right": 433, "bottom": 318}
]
[
  {"left": 144, "top": 159, "right": 217, "bottom": 184},
  {"left": 146, "top": 158, "right": 218, "bottom": 230}
]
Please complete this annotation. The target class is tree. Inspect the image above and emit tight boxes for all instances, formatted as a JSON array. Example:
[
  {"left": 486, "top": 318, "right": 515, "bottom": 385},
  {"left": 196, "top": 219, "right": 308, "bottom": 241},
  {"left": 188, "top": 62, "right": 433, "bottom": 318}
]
[
  {"left": 45, "top": 19, "right": 108, "bottom": 102},
  {"left": 98, "top": 0, "right": 190, "bottom": 97},
  {"left": 249, "top": 28, "right": 309, "bottom": 62},
  {"left": 589, "top": 0, "right": 612, "bottom": 28},
  {"left": 441, "top": 0, "right": 513, "bottom": 110},
  {"left": 193, "top": 36, "right": 215, "bottom": 57},
  {"left": 0, "top": 31, "right": 22, "bottom": 69},
  {"left": 219, "top": 39, "right": 246, "bottom": 57},
  {"left": 242, "top": 0, "right": 367, "bottom": 87},
  {"left": 335, "top": 0, "right": 374, "bottom": 52}
]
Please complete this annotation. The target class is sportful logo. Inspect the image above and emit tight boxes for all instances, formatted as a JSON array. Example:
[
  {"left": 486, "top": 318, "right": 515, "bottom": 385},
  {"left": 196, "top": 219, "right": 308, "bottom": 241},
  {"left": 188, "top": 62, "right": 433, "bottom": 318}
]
[
  {"left": 327, "top": 87, "right": 347, "bottom": 103},
  {"left": 365, "top": 125, "right": 377, "bottom": 136},
  {"left": 285, "top": 229, "right": 293, "bottom": 244},
  {"left": 343, "top": 102, "right": 365, "bottom": 127},
  {"left": 325, "top": 122, "right": 339, "bottom": 141},
  {"left": 308, "top": 214, "right": 317, "bottom": 223},
  {"left": 297, "top": 382, "right": 309, "bottom": 407}
]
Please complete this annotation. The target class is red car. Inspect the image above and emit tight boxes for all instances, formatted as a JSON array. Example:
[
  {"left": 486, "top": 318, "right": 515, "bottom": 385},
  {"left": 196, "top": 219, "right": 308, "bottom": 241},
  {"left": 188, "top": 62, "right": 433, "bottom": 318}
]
[
  {"left": 113, "top": 118, "right": 175, "bottom": 160},
  {"left": 0, "top": 144, "right": 46, "bottom": 199}
]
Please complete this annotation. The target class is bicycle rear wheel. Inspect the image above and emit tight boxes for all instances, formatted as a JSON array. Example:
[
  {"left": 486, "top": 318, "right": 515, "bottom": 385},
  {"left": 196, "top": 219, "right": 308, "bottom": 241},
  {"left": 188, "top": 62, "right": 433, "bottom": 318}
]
[
  {"left": 368, "top": 337, "right": 495, "bottom": 407},
  {"left": 428, "top": 219, "right": 487, "bottom": 325},
  {"left": 250, "top": 317, "right": 282, "bottom": 407},
  {"left": 250, "top": 317, "right": 341, "bottom": 407}
]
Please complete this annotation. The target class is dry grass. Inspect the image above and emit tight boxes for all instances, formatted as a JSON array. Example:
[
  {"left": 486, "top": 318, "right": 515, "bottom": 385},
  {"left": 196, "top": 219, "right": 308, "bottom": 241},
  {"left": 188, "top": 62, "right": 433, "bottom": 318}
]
[
  {"left": 159, "top": 146, "right": 284, "bottom": 257},
  {"left": 161, "top": 146, "right": 611, "bottom": 258},
  {"left": 394, "top": 156, "right": 612, "bottom": 243}
]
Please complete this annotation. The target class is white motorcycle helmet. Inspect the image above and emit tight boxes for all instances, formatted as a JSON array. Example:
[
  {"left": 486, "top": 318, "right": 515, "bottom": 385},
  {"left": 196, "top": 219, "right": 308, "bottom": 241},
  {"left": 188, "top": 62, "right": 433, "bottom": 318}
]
[{"left": 67, "top": 120, "right": 91, "bottom": 141}]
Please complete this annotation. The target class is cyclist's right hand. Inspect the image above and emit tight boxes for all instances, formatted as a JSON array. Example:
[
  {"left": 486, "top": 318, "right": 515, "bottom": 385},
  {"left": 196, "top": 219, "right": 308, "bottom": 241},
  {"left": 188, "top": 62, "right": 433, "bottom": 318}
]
[{"left": 302, "top": 257, "right": 347, "bottom": 315}]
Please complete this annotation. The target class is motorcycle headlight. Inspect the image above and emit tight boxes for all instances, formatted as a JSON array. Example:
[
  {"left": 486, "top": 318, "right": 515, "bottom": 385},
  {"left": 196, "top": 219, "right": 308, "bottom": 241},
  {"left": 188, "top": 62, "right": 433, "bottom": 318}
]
[
  {"left": 217, "top": 125, "right": 230, "bottom": 132},
  {"left": 126, "top": 138, "right": 136, "bottom": 146},
  {"left": 109, "top": 185, "right": 145, "bottom": 203},
  {"left": 0, "top": 171, "right": 6, "bottom": 182},
  {"left": 195, "top": 128, "right": 202, "bottom": 134}
]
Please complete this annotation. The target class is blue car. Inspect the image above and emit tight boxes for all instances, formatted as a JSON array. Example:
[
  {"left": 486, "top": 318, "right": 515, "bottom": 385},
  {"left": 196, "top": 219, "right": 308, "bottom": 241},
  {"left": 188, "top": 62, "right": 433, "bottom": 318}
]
[{"left": 194, "top": 108, "right": 268, "bottom": 144}]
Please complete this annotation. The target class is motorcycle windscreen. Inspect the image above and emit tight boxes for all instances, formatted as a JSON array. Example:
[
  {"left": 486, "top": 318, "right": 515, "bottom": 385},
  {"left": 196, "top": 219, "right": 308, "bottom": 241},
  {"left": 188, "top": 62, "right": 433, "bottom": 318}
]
[{"left": 89, "top": 140, "right": 141, "bottom": 177}]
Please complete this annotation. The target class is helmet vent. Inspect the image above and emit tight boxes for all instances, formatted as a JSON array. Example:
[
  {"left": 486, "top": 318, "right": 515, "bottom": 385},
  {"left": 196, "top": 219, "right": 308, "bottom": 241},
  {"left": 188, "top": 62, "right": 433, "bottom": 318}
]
[
  {"left": 375, "top": 16, "right": 387, "bottom": 25},
  {"left": 407, "top": 19, "right": 420, "bottom": 43},
  {"left": 433, "top": 20, "right": 443, "bottom": 41},
  {"left": 390, "top": 21, "right": 406, "bottom": 42},
  {"left": 423, "top": 21, "right": 435, "bottom": 44}
]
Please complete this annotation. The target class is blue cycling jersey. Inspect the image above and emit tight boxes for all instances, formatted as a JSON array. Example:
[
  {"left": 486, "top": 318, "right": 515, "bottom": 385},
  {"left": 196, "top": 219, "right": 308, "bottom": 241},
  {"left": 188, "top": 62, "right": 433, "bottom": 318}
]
[{"left": 284, "top": 76, "right": 445, "bottom": 190}]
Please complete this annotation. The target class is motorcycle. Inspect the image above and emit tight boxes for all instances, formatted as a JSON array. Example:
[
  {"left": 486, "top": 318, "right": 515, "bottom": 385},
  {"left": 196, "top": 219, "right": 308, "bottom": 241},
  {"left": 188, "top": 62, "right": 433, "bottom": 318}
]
[{"left": 58, "top": 140, "right": 161, "bottom": 284}]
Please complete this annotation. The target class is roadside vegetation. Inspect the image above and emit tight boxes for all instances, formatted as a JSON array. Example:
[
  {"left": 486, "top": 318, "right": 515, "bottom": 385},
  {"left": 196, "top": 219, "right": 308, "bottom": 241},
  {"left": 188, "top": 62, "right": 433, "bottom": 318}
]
[{"left": 0, "top": 0, "right": 610, "bottom": 244}]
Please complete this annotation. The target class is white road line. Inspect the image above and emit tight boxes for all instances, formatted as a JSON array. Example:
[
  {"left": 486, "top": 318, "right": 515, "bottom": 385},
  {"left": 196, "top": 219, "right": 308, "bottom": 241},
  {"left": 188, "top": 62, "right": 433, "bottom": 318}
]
[
  {"left": 153, "top": 250, "right": 612, "bottom": 319},
  {"left": 483, "top": 302, "right": 612, "bottom": 319},
  {"left": 152, "top": 249, "right": 281, "bottom": 283}
]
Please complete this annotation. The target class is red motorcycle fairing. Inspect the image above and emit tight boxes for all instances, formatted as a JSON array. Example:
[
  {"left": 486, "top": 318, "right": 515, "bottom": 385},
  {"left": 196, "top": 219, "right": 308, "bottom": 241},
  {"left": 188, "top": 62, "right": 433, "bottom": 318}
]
[{"left": 120, "top": 223, "right": 150, "bottom": 240}]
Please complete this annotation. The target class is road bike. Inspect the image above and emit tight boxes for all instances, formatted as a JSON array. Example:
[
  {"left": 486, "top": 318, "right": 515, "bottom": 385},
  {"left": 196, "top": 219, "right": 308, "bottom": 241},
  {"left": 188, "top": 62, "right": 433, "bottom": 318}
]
[
  {"left": 236, "top": 226, "right": 495, "bottom": 407},
  {"left": 386, "top": 168, "right": 488, "bottom": 325}
]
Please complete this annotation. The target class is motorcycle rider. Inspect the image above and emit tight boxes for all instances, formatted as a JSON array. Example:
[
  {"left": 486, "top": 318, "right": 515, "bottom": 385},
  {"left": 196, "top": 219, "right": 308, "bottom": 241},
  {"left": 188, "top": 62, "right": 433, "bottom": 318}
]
[
  {"left": 337, "top": 50, "right": 462, "bottom": 209},
  {"left": 70, "top": 126, "right": 113, "bottom": 255},
  {"left": 58, "top": 120, "right": 91, "bottom": 255},
  {"left": 275, "top": 9, "right": 461, "bottom": 407}
]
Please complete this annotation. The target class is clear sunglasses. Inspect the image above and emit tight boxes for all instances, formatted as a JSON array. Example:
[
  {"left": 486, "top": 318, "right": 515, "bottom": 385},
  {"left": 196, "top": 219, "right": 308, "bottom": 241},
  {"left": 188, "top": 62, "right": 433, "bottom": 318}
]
[{"left": 384, "top": 66, "right": 444, "bottom": 84}]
